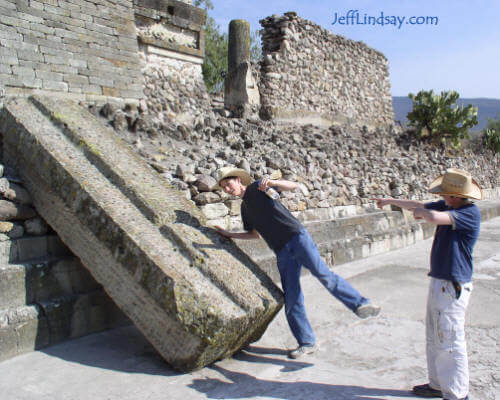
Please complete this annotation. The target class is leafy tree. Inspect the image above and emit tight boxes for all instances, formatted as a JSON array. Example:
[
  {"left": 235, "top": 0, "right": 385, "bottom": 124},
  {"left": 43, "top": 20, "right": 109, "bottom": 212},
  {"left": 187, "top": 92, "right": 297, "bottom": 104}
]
[
  {"left": 482, "top": 114, "right": 500, "bottom": 153},
  {"left": 203, "top": 17, "right": 228, "bottom": 93},
  {"left": 194, "top": 0, "right": 226, "bottom": 93},
  {"left": 406, "top": 90, "right": 478, "bottom": 149},
  {"left": 194, "top": 0, "right": 262, "bottom": 93}
]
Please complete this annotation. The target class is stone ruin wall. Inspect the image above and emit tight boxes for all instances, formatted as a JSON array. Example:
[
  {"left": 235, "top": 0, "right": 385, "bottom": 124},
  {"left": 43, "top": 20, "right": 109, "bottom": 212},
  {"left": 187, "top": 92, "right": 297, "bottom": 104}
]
[
  {"left": 0, "top": 0, "right": 205, "bottom": 112},
  {"left": 259, "top": 12, "right": 394, "bottom": 127},
  {"left": 137, "top": 3, "right": 212, "bottom": 132},
  {"left": 0, "top": 0, "right": 143, "bottom": 105}
]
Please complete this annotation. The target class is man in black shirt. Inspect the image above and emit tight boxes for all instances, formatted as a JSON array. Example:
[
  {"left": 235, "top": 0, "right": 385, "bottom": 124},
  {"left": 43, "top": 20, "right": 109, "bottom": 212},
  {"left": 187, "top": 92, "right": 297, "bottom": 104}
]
[{"left": 214, "top": 167, "right": 380, "bottom": 359}]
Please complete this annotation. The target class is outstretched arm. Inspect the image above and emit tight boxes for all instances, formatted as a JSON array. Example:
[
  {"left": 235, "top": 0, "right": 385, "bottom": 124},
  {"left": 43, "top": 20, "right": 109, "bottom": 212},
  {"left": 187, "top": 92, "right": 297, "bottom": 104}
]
[
  {"left": 213, "top": 226, "right": 261, "bottom": 240},
  {"left": 372, "top": 197, "right": 425, "bottom": 210},
  {"left": 413, "top": 207, "right": 452, "bottom": 225},
  {"left": 259, "top": 178, "right": 298, "bottom": 192},
  {"left": 372, "top": 197, "right": 452, "bottom": 226}
]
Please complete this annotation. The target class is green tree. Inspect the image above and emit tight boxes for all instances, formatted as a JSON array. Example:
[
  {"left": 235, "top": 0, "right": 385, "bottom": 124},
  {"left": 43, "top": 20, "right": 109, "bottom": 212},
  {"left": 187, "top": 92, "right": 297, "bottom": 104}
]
[
  {"left": 203, "top": 17, "right": 228, "bottom": 93},
  {"left": 194, "top": 0, "right": 226, "bottom": 93},
  {"left": 194, "top": 0, "right": 262, "bottom": 93},
  {"left": 482, "top": 114, "right": 500, "bottom": 153},
  {"left": 406, "top": 90, "right": 478, "bottom": 149}
]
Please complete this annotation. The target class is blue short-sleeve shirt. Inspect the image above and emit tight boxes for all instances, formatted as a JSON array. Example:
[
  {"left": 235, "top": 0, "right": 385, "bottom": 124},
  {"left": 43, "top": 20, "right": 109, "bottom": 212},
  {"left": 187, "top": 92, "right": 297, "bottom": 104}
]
[{"left": 425, "top": 200, "right": 481, "bottom": 283}]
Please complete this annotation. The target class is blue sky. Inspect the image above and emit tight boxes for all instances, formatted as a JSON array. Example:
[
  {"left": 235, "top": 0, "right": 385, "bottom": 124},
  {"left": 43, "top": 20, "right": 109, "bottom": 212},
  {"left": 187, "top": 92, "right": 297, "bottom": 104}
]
[{"left": 207, "top": 0, "right": 500, "bottom": 99}]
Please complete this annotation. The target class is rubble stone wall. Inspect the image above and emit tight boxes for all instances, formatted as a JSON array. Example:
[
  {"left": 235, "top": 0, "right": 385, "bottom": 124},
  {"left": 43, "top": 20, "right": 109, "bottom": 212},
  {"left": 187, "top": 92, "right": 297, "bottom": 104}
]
[
  {"left": 141, "top": 51, "right": 211, "bottom": 130},
  {"left": 259, "top": 12, "right": 394, "bottom": 127}
]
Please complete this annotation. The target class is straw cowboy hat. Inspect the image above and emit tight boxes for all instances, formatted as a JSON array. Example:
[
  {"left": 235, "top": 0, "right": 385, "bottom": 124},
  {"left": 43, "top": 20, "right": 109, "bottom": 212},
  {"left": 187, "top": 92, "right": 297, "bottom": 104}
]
[
  {"left": 428, "top": 168, "right": 482, "bottom": 200},
  {"left": 215, "top": 166, "right": 252, "bottom": 189}
]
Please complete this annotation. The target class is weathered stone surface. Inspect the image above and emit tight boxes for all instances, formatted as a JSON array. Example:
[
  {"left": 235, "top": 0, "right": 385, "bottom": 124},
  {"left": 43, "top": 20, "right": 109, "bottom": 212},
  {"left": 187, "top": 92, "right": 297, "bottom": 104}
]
[
  {"left": 0, "top": 96, "right": 283, "bottom": 372},
  {"left": 0, "top": 292, "right": 128, "bottom": 362},
  {"left": 0, "top": 221, "right": 24, "bottom": 238},
  {"left": 225, "top": 20, "right": 260, "bottom": 112},
  {"left": 24, "top": 216, "right": 49, "bottom": 236},
  {"left": 200, "top": 203, "right": 229, "bottom": 219},
  {"left": 194, "top": 174, "right": 217, "bottom": 192},
  {"left": 0, "top": 179, "right": 32, "bottom": 205},
  {"left": 0, "top": 200, "right": 36, "bottom": 221}
]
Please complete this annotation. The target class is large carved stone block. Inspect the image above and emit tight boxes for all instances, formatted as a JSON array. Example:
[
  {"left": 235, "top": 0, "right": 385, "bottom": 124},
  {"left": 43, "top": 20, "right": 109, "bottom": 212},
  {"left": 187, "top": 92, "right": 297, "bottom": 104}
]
[{"left": 0, "top": 96, "right": 283, "bottom": 371}]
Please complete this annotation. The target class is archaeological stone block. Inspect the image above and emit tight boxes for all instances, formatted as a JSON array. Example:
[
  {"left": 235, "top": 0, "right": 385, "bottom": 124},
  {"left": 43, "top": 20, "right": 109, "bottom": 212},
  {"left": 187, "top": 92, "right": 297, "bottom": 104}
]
[{"left": 0, "top": 96, "right": 283, "bottom": 371}]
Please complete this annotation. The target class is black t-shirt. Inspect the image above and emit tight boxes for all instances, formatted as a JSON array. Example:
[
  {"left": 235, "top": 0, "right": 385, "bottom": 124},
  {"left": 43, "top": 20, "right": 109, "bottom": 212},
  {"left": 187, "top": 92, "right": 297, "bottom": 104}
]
[{"left": 241, "top": 181, "right": 303, "bottom": 253}]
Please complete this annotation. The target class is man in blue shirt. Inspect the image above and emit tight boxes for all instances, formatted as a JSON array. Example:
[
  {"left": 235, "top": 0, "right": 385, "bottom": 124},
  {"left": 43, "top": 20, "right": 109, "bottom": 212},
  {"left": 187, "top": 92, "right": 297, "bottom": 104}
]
[
  {"left": 374, "top": 168, "right": 481, "bottom": 400},
  {"left": 214, "top": 166, "right": 381, "bottom": 359}
]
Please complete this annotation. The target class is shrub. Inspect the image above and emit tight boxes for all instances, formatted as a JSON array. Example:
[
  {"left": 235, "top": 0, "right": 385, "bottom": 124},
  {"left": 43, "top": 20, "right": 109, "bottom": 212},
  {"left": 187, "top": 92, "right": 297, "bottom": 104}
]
[
  {"left": 406, "top": 90, "right": 478, "bottom": 149},
  {"left": 483, "top": 114, "right": 500, "bottom": 153}
]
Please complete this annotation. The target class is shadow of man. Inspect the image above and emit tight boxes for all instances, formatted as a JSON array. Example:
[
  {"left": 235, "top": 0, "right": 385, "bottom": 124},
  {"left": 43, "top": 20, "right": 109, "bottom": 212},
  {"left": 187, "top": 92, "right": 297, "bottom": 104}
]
[{"left": 189, "top": 363, "right": 414, "bottom": 400}]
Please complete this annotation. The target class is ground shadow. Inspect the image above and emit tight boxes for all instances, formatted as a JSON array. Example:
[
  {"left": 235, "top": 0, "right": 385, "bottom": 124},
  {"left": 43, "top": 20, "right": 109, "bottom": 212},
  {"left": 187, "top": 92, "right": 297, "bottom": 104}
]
[
  {"left": 234, "top": 346, "right": 314, "bottom": 373},
  {"left": 190, "top": 364, "right": 414, "bottom": 400},
  {"left": 40, "top": 325, "right": 179, "bottom": 377}
]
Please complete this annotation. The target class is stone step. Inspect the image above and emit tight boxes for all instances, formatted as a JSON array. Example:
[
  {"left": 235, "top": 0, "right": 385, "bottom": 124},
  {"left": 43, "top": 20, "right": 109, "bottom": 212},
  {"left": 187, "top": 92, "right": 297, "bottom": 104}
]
[
  {"left": 234, "top": 210, "right": 405, "bottom": 263},
  {"left": 304, "top": 210, "right": 407, "bottom": 241},
  {"left": 477, "top": 199, "right": 500, "bottom": 221},
  {"left": 0, "top": 292, "right": 129, "bottom": 362},
  {"left": 235, "top": 199, "right": 500, "bottom": 283},
  {"left": 235, "top": 219, "right": 431, "bottom": 282},
  {"left": 0, "top": 235, "right": 71, "bottom": 265},
  {"left": 0, "top": 256, "right": 102, "bottom": 310},
  {"left": 1, "top": 96, "right": 283, "bottom": 371}
]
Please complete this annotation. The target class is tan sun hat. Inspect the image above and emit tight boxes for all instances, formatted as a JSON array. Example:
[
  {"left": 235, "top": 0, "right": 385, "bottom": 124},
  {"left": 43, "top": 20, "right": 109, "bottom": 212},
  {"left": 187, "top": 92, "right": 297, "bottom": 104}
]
[
  {"left": 428, "top": 168, "right": 482, "bottom": 200},
  {"left": 215, "top": 166, "right": 252, "bottom": 189}
]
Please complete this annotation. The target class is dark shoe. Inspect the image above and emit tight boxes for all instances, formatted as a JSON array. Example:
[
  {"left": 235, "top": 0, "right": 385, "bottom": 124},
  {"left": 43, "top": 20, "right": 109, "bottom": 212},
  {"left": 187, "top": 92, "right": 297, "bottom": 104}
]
[
  {"left": 355, "top": 303, "right": 381, "bottom": 318},
  {"left": 443, "top": 397, "right": 469, "bottom": 400},
  {"left": 412, "top": 383, "right": 442, "bottom": 398},
  {"left": 288, "top": 344, "right": 318, "bottom": 359}
]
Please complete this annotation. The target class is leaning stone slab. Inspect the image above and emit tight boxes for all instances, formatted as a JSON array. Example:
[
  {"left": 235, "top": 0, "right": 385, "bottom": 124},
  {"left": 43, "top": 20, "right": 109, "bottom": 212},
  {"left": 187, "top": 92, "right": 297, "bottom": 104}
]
[{"left": 0, "top": 96, "right": 283, "bottom": 371}]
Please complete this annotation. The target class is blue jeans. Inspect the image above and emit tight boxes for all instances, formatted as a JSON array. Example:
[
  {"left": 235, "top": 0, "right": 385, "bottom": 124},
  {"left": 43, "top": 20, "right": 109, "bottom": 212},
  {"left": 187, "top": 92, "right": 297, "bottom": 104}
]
[{"left": 276, "top": 229, "right": 369, "bottom": 345}]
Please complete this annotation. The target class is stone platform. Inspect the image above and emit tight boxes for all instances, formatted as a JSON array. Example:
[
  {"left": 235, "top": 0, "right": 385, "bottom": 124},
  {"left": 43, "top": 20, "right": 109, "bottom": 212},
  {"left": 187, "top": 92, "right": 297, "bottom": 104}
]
[{"left": 0, "top": 215, "right": 498, "bottom": 400}]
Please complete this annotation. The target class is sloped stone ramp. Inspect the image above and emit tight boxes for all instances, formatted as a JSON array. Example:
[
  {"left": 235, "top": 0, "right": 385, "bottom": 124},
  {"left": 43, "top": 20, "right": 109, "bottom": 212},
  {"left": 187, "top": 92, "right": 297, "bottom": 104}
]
[{"left": 0, "top": 96, "right": 283, "bottom": 372}]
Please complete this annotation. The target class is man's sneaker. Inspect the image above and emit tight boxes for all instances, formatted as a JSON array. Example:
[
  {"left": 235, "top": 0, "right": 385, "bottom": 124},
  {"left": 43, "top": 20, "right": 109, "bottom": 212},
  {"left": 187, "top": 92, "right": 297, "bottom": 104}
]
[
  {"left": 355, "top": 303, "right": 381, "bottom": 319},
  {"left": 412, "top": 383, "right": 443, "bottom": 398},
  {"left": 288, "top": 344, "right": 318, "bottom": 359}
]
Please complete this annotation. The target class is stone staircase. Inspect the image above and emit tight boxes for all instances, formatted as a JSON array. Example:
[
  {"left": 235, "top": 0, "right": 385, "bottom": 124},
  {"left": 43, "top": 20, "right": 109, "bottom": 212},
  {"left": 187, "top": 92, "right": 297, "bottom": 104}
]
[
  {"left": 0, "top": 235, "right": 128, "bottom": 362},
  {"left": 0, "top": 96, "right": 283, "bottom": 372}
]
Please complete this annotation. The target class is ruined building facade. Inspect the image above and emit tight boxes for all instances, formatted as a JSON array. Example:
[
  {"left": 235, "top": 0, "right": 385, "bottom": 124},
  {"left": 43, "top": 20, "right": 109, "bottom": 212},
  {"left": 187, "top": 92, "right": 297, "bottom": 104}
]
[{"left": 1, "top": 1, "right": 394, "bottom": 128}]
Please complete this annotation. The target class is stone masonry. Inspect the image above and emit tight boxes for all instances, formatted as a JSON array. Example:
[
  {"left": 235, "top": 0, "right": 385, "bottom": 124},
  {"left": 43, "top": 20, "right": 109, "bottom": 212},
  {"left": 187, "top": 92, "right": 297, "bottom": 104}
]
[
  {"left": 0, "top": 0, "right": 205, "bottom": 108},
  {"left": 0, "top": 0, "right": 143, "bottom": 103},
  {"left": 259, "top": 12, "right": 394, "bottom": 127},
  {"left": 0, "top": 96, "right": 283, "bottom": 371}
]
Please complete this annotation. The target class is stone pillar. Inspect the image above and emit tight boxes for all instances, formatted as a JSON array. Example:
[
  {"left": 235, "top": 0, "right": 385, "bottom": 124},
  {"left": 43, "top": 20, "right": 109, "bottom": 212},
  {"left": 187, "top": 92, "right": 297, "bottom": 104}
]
[
  {"left": 228, "top": 20, "right": 251, "bottom": 72},
  {"left": 224, "top": 20, "right": 260, "bottom": 117}
]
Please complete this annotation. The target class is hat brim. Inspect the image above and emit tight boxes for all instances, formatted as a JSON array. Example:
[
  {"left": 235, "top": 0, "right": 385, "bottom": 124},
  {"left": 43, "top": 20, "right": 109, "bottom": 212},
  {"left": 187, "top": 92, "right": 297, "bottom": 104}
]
[
  {"left": 428, "top": 175, "right": 482, "bottom": 200},
  {"left": 215, "top": 168, "right": 252, "bottom": 190}
]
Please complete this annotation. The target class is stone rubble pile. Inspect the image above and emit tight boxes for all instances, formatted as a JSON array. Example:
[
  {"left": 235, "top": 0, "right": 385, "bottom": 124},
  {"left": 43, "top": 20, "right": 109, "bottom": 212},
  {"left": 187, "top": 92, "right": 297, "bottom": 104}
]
[
  {"left": 0, "top": 164, "right": 49, "bottom": 241},
  {"left": 90, "top": 97, "right": 499, "bottom": 227}
]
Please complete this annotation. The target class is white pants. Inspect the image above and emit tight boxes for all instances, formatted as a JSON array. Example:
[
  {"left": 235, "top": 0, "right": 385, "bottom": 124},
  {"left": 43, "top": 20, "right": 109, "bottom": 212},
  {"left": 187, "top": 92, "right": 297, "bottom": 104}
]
[{"left": 426, "top": 278, "right": 472, "bottom": 400}]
